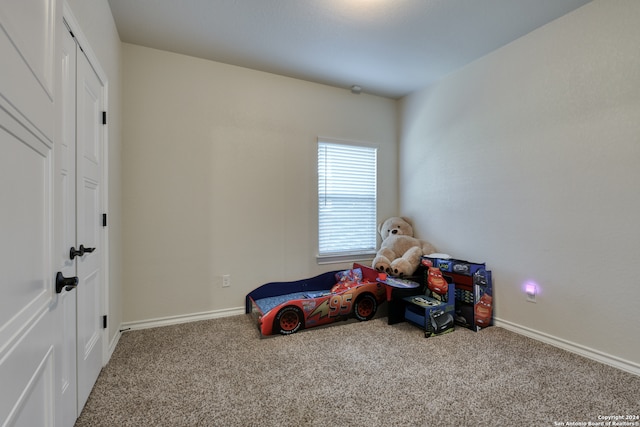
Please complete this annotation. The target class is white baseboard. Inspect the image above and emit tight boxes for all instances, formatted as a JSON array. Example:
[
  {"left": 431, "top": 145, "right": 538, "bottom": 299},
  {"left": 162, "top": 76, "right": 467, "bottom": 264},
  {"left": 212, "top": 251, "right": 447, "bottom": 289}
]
[
  {"left": 105, "top": 329, "right": 121, "bottom": 364},
  {"left": 494, "top": 317, "right": 640, "bottom": 377},
  {"left": 120, "top": 307, "right": 245, "bottom": 332}
]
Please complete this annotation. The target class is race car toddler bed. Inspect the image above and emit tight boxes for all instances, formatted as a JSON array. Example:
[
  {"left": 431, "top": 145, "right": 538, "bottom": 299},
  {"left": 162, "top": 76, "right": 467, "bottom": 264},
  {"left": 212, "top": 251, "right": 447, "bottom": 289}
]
[{"left": 246, "top": 263, "right": 386, "bottom": 336}]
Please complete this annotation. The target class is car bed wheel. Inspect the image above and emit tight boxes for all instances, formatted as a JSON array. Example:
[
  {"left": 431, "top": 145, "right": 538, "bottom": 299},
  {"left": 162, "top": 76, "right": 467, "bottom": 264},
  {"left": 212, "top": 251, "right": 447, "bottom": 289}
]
[
  {"left": 354, "top": 294, "right": 377, "bottom": 321},
  {"left": 274, "top": 306, "right": 304, "bottom": 335}
]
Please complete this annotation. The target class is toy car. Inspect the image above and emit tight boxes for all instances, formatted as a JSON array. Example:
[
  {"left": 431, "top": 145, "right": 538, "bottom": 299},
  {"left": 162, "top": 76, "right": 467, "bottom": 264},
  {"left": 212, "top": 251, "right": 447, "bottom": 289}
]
[
  {"left": 246, "top": 264, "right": 387, "bottom": 336},
  {"left": 429, "top": 309, "right": 454, "bottom": 335},
  {"left": 427, "top": 267, "right": 448, "bottom": 294},
  {"left": 474, "top": 293, "right": 493, "bottom": 327}
]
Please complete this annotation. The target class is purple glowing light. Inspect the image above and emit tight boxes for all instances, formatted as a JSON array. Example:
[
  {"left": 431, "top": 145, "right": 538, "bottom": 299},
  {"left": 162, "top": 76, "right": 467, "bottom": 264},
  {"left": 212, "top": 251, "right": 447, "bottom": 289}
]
[{"left": 524, "top": 282, "right": 537, "bottom": 295}]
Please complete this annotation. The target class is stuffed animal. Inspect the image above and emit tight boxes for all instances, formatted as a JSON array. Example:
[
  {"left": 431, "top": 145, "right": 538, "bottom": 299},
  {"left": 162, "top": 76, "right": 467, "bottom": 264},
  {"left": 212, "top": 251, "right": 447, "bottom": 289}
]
[{"left": 372, "top": 217, "right": 436, "bottom": 277}]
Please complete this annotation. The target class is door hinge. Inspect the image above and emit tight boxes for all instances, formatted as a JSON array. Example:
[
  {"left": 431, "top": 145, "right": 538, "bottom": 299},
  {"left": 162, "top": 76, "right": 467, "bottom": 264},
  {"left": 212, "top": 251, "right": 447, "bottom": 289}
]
[
  {"left": 102, "top": 213, "right": 107, "bottom": 227},
  {"left": 102, "top": 111, "right": 107, "bottom": 125},
  {"left": 103, "top": 315, "right": 108, "bottom": 329}
]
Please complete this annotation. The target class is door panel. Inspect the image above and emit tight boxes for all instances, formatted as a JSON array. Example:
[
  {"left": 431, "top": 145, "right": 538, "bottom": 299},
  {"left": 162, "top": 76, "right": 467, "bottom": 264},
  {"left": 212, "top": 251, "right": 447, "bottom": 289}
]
[
  {"left": 0, "top": 318, "right": 55, "bottom": 427},
  {"left": 0, "top": 12, "right": 56, "bottom": 410},
  {"left": 76, "top": 47, "right": 104, "bottom": 413},
  {"left": 0, "top": 114, "right": 54, "bottom": 425},
  {"left": 0, "top": 0, "right": 56, "bottom": 140},
  {"left": 0, "top": 122, "right": 50, "bottom": 331},
  {"left": 56, "top": 25, "right": 78, "bottom": 427},
  {"left": 12, "top": 346, "right": 55, "bottom": 427},
  {"left": 0, "top": 0, "right": 57, "bottom": 348}
]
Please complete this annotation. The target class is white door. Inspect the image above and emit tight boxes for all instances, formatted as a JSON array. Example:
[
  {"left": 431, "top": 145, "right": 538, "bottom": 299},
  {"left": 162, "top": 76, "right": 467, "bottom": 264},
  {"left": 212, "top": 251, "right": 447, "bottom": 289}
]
[
  {"left": 0, "top": 0, "right": 60, "bottom": 426},
  {"left": 56, "top": 24, "right": 105, "bottom": 422},
  {"left": 1, "top": 4, "right": 104, "bottom": 426},
  {"left": 75, "top": 40, "right": 104, "bottom": 413},
  {"left": 56, "top": 25, "right": 79, "bottom": 427}
]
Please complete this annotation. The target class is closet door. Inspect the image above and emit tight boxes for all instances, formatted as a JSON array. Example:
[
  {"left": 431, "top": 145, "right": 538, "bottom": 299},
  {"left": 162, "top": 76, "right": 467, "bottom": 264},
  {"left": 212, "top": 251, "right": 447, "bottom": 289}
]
[
  {"left": 0, "top": 0, "right": 60, "bottom": 425},
  {"left": 56, "top": 25, "right": 79, "bottom": 427},
  {"left": 56, "top": 23, "right": 105, "bottom": 423},
  {"left": 75, "top": 45, "right": 104, "bottom": 413}
]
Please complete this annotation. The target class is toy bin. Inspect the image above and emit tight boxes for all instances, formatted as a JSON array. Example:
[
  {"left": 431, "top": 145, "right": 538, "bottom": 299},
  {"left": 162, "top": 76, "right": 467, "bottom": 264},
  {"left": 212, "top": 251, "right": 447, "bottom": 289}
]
[
  {"left": 402, "top": 276, "right": 455, "bottom": 338},
  {"left": 402, "top": 268, "right": 455, "bottom": 338}
]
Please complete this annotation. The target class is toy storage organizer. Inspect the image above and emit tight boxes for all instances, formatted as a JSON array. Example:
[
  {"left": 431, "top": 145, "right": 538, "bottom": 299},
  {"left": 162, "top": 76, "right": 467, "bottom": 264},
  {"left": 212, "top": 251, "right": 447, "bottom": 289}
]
[{"left": 421, "top": 256, "right": 493, "bottom": 332}]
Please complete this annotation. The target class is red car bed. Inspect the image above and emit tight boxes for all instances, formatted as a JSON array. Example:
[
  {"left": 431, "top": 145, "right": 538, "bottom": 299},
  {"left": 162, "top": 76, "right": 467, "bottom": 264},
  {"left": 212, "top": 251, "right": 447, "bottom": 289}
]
[{"left": 246, "top": 263, "right": 386, "bottom": 336}]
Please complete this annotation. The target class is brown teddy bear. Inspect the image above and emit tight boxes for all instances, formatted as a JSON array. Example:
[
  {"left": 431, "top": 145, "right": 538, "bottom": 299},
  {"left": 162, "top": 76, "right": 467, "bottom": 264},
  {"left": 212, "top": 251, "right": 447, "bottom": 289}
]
[{"left": 372, "top": 217, "right": 436, "bottom": 277}]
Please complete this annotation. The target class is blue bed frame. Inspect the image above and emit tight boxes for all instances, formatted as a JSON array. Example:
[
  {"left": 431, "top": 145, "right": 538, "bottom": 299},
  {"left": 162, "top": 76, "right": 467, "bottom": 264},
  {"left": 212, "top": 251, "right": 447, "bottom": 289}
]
[{"left": 245, "top": 269, "right": 340, "bottom": 315}]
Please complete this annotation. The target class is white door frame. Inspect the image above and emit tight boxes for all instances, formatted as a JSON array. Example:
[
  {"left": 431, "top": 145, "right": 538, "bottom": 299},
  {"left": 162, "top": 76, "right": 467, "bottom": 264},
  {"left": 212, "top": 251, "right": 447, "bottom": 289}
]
[{"left": 63, "top": 2, "right": 110, "bottom": 366}]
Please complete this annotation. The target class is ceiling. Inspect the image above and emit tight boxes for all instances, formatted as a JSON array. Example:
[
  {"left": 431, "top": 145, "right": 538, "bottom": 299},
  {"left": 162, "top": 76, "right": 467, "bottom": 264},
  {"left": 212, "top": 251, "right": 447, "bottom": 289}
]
[{"left": 108, "top": 0, "right": 592, "bottom": 99}]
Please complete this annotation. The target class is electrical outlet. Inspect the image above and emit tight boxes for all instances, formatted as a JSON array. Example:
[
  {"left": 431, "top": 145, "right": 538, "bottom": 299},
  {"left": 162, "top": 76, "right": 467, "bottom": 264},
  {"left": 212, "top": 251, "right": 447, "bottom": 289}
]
[{"left": 222, "top": 274, "right": 231, "bottom": 288}]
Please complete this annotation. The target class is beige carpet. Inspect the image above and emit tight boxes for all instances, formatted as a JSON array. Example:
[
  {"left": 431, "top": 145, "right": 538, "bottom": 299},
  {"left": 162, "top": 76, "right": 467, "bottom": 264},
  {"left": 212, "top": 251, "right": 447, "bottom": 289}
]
[{"left": 75, "top": 315, "right": 640, "bottom": 427}]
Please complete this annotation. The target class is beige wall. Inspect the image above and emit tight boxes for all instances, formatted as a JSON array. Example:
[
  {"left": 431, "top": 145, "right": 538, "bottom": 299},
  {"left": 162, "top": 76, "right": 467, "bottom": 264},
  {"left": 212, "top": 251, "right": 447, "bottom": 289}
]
[
  {"left": 400, "top": 0, "right": 640, "bottom": 367},
  {"left": 66, "top": 0, "right": 123, "bottom": 350},
  {"left": 75, "top": 0, "right": 637, "bottom": 372},
  {"left": 121, "top": 44, "right": 398, "bottom": 323}
]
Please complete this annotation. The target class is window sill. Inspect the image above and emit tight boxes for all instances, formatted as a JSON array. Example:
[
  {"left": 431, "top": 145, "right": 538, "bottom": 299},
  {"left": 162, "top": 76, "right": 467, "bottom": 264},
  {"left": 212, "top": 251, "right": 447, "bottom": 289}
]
[{"left": 316, "top": 252, "right": 376, "bottom": 265}]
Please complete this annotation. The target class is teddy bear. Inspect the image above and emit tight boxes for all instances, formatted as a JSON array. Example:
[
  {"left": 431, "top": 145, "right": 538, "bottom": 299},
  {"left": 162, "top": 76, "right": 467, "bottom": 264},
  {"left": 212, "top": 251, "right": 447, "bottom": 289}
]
[{"left": 372, "top": 217, "right": 436, "bottom": 277}]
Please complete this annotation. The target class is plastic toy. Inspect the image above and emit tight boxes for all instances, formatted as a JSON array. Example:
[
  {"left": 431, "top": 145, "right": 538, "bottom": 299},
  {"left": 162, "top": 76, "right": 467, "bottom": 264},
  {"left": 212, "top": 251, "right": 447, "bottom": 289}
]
[{"left": 246, "top": 264, "right": 386, "bottom": 336}]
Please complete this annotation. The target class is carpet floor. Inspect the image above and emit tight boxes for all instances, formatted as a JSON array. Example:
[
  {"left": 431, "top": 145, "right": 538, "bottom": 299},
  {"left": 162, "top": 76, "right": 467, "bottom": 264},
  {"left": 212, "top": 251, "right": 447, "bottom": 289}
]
[{"left": 75, "top": 315, "right": 640, "bottom": 426}]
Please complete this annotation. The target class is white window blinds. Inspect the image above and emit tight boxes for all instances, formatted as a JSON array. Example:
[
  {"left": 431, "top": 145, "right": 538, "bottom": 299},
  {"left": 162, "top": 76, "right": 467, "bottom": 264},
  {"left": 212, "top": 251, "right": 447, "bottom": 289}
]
[{"left": 318, "top": 140, "right": 377, "bottom": 257}]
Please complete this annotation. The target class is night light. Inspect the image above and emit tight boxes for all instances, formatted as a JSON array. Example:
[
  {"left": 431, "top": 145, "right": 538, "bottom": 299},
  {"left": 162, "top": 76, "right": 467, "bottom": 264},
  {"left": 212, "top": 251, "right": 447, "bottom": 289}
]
[
  {"left": 524, "top": 282, "right": 538, "bottom": 303},
  {"left": 525, "top": 283, "right": 537, "bottom": 296}
]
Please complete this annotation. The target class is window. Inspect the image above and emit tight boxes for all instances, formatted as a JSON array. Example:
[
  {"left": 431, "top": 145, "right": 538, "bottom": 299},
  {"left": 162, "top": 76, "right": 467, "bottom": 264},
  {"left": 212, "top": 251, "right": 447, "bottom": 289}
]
[{"left": 317, "top": 139, "right": 377, "bottom": 262}]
